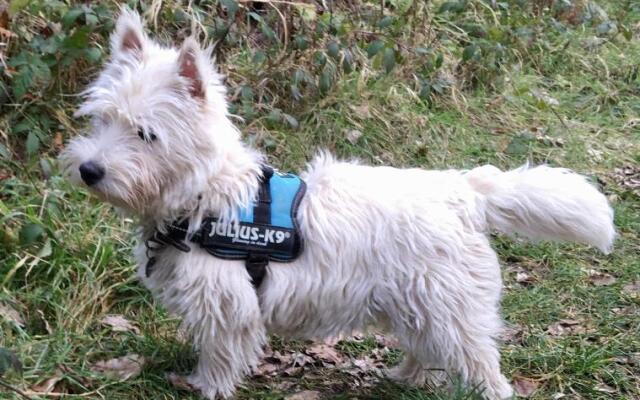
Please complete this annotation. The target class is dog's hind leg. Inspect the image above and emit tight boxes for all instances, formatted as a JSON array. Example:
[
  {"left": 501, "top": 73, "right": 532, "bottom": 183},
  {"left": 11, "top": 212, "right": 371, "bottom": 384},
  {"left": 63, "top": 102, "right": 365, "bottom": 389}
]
[{"left": 389, "top": 235, "right": 513, "bottom": 400}]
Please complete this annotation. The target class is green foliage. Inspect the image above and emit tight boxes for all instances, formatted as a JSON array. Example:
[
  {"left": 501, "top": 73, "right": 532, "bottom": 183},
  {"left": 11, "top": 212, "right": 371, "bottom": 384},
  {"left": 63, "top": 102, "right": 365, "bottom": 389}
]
[{"left": 2, "top": 0, "right": 638, "bottom": 160}]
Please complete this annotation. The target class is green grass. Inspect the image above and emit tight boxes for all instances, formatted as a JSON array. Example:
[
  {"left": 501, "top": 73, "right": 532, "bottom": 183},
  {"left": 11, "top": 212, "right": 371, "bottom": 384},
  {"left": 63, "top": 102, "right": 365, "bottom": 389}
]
[{"left": 2, "top": 1, "right": 640, "bottom": 399}]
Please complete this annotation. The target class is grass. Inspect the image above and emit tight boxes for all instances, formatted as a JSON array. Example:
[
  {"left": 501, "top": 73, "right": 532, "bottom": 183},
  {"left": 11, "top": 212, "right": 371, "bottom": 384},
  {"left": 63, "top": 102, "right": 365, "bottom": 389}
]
[{"left": 1, "top": 1, "right": 640, "bottom": 399}]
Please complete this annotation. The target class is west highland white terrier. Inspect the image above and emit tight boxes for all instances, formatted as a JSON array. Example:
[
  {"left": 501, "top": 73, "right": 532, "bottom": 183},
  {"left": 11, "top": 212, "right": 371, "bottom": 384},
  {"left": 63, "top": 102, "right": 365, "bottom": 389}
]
[{"left": 62, "top": 10, "right": 616, "bottom": 400}]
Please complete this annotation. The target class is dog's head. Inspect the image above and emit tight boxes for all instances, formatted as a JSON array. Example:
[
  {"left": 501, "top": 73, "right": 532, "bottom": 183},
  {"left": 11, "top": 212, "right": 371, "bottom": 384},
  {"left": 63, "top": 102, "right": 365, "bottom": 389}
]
[{"left": 62, "top": 9, "right": 239, "bottom": 216}]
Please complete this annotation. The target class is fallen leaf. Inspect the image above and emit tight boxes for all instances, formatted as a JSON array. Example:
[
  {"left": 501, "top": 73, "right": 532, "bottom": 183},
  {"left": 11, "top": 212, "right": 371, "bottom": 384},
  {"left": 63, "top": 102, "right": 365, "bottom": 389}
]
[
  {"left": 536, "top": 134, "right": 565, "bottom": 147},
  {"left": 513, "top": 376, "right": 539, "bottom": 397},
  {"left": 166, "top": 372, "right": 199, "bottom": 392},
  {"left": 622, "top": 281, "right": 640, "bottom": 297},
  {"left": 349, "top": 104, "right": 371, "bottom": 119},
  {"left": 0, "top": 169, "right": 13, "bottom": 181},
  {"left": 283, "top": 365, "right": 304, "bottom": 376},
  {"left": 101, "top": 314, "right": 140, "bottom": 335},
  {"left": 547, "top": 319, "right": 592, "bottom": 336},
  {"left": 373, "top": 333, "right": 399, "bottom": 348},
  {"left": 286, "top": 390, "right": 321, "bottom": 400},
  {"left": 291, "top": 352, "right": 314, "bottom": 367},
  {"left": 30, "top": 368, "right": 65, "bottom": 394},
  {"left": 610, "top": 165, "right": 640, "bottom": 196},
  {"left": 274, "top": 380, "right": 296, "bottom": 391},
  {"left": 500, "top": 324, "right": 524, "bottom": 344},
  {"left": 516, "top": 271, "right": 535, "bottom": 284},
  {"left": 590, "top": 273, "right": 616, "bottom": 286},
  {"left": 90, "top": 354, "right": 145, "bottom": 380},
  {"left": 345, "top": 129, "right": 363, "bottom": 145},
  {"left": 306, "top": 343, "right": 344, "bottom": 365},
  {"left": 0, "top": 302, "right": 25, "bottom": 327},
  {"left": 253, "top": 360, "right": 280, "bottom": 377},
  {"left": 594, "top": 382, "right": 616, "bottom": 393},
  {"left": 352, "top": 357, "right": 377, "bottom": 372}
]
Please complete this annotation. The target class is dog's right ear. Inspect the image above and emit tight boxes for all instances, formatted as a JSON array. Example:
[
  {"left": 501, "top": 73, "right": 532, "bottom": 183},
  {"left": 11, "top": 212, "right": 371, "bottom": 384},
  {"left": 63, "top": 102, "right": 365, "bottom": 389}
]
[{"left": 110, "top": 8, "right": 146, "bottom": 57}]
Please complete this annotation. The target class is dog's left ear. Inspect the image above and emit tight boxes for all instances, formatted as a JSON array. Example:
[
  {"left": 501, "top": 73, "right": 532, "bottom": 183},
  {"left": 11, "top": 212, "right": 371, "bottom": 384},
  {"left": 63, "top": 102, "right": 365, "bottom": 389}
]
[
  {"left": 177, "top": 37, "right": 209, "bottom": 100},
  {"left": 111, "top": 8, "right": 146, "bottom": 57}
]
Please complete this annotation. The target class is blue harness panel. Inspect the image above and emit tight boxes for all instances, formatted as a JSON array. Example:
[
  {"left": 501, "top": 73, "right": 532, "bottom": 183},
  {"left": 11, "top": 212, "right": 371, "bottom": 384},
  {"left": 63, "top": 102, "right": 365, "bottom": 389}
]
[
  {"left": 238, "top": 171, "right": 302, "bottom": 229},
  {"left": 199, "top": 169, "right": 306, "bottom": 262}
]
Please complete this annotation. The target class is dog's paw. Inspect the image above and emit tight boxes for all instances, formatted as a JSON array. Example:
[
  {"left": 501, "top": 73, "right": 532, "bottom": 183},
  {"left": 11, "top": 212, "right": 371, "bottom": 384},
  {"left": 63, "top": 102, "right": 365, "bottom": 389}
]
[{"left": 388, "top": 358, "right": 447, "bottom": 388}]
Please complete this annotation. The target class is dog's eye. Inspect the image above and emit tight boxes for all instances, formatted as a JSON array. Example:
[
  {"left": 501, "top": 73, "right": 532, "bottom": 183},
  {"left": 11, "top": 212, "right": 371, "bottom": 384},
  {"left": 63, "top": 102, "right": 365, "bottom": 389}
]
[{"left": 137, "top": 127, "right": 157, "bottom": 143}]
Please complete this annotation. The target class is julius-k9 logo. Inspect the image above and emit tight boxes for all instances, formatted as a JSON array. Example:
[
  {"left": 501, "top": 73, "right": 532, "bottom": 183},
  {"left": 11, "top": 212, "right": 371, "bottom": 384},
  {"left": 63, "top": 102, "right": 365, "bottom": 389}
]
[{"left": 208, "top": 221, "right": 291, "bottom": 246}]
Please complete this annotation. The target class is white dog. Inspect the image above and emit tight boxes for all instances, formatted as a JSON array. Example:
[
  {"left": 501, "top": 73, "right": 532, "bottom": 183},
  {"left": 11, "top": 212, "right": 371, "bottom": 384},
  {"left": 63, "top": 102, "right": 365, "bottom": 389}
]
[{"left": 62, "top": 10, "right": 615, "bottom": 400}]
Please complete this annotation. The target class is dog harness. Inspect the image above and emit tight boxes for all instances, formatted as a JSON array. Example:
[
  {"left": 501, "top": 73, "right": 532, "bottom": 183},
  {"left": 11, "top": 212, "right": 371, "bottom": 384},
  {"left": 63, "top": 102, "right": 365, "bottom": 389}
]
[{"left": 145, "top": 166, "right": 306, "bottom": 288}]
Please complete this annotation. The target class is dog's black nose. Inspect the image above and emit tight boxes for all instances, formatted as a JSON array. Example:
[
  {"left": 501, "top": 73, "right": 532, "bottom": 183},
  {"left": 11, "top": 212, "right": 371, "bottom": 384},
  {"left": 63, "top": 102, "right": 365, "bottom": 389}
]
[{"left": 79, "top": 161, "right": 105, "bottom": 186}]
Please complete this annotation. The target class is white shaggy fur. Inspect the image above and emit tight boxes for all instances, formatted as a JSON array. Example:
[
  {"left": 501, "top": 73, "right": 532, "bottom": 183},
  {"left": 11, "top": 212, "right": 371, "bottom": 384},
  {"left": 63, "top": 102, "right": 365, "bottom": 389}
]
[{"left": 61, "top": 10, "right": 615, "bottom": 400}]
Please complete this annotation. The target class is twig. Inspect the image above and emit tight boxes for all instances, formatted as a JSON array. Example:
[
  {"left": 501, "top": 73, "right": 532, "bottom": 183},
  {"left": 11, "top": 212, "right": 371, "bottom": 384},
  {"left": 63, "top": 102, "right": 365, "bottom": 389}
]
[{"left": 0, "top": 379, "right": 34, "bottom": 400}]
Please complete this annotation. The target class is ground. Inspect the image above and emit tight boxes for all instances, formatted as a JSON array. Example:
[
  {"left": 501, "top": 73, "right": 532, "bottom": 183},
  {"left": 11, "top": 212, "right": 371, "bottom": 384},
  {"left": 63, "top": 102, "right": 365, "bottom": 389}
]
[{"left": 0, "top": 1, "right": 639, "bottom": 399}]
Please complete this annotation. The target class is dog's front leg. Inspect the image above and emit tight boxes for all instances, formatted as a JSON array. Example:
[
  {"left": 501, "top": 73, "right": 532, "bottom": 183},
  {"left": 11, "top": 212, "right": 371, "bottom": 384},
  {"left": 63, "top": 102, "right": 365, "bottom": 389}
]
[
  {"left": 147, "top": 253, "right": 266, "bottom": 399},
  {"left": 186, "top": 306, "right": 266, "bottom": 400}
]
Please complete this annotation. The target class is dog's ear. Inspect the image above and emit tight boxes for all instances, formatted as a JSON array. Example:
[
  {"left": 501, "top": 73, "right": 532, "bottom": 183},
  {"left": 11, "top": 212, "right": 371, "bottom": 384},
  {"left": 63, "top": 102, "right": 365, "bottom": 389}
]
[
  {"left": 177, "top": 37, "right": 209, "bottom": 100},
  {"left": 111, "top": 8, "right": 146, "bottom": 57}
]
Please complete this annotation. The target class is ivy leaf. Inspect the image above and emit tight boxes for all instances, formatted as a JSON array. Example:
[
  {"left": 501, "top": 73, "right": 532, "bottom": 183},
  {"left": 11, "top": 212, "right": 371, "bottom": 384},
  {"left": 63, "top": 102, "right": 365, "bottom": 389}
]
[
  {"left": 85, "top": 47, "right": 102, "bottom": 63},
  {"left": 19, "top": 223, "right": 45, "bottom": 246},
  {"left": 85, "top": 12, "right": 99, "bottom": 27},
  {"left": 462, "top": 43, "right": 479, "bottom": 62},
  {"left": 319, "top": 65, "right": 334, "bottom": 93},
  {"left": 220, "top": 0, "right": 238, "bottom": 17},
  {"left": 62, "top": 26, "right": 91, "bottom": 50},
  {"left": 62, "top": 8, "right": 84, "bottom": 28},
  {"left": 327, "top": 41, "right": 340, "bottom": 59},
  {"left": 367, "top": 40, "right": 385, "bottom": 58},
  {"left": 0, "top": 348, "right": 22, "bottom": 377},
  {"left": 419, "top": 82, "right": 432, "bottom": 99},
  {"left": 294, "top": 35, "right": 309, "bottom": 50},
  {"left": 261, "top": 24, "right": 277, "bottom": 43},
  {"left": 383, "top": 47, "right": 396, "bottom": 73},
  {"left": 377, "top": 16, "right": 394, "bottom": 29},
  {"left": 26, "top": 131, "right": 40, "bottom": 155}
]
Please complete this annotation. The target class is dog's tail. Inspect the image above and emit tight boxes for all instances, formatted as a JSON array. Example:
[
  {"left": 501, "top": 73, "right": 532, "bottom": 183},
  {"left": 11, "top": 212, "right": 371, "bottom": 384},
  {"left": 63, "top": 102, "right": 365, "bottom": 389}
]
[{"left": 466, "top": 164, "right": 615, "bottom": 253}]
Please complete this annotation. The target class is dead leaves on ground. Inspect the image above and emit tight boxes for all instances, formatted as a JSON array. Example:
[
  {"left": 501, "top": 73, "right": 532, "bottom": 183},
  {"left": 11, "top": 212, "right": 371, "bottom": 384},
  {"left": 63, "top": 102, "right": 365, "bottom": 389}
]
[
  {"left": 0, "top": 301, "right": 25, "bottom": 327},
  {"left": 582, "top": 268, "right": 617, "bottom": 287},
  {"left": 243, "top": 335, "right": 392, "bottom": 394},
  {"left": 609, "top": 165, "right": 640, "bottom": 196},
  {"left": 90, "top": 354, "right": 146, "bottom": 381},
  {"left": 100, "top": 314, "right": 141, "bottom": 335},
  {"left": 285, "top": 390, "right": 321, "bottom": 400},
  {"left": 622, "top": 280, "right": 640, "bottom": 298},
  {"left": 546, "top": 319, "right": 595, "bottom": 336},
  {"left": 512, "top": 375, "right": 539, "bottom": 397}
]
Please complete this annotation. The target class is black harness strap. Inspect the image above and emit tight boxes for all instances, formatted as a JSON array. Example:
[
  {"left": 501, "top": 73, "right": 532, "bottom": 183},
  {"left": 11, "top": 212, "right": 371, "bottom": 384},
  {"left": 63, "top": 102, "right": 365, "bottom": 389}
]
[
  {"left": 244, "top": 166, "right": 273, "bottom": 287},
  {"left": 145, "top": 166, "right": 275, "bottom": 289}
]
